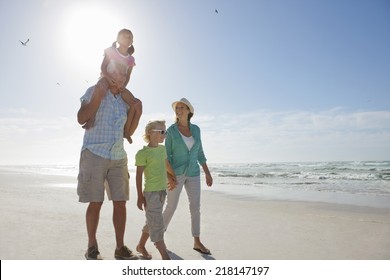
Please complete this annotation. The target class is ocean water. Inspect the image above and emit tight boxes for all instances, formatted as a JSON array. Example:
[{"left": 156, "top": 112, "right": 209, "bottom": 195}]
[
  {"left": 210, "top": 161, "right": 390, "bottom": 195},
  {"left": 207, "top": 161, "right": 390, "bottom": 208},
  {"left": 2, "top": 161, "right": 390, "bottom": 208}
]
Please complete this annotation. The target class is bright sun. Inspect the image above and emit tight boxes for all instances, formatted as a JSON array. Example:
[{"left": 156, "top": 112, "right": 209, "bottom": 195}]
[{"left": 61, "top": 3, "right": 124, "bottom": 75}]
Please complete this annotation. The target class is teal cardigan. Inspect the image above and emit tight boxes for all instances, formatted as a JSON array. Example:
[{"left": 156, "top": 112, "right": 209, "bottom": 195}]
[{"left": 165, "top": 123, "right": 207, "bottom": 177}]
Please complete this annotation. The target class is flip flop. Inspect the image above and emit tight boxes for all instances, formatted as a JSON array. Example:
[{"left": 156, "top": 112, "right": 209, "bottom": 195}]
[{"left": 193, "top": 247, "right": 211, "bottom": 255}]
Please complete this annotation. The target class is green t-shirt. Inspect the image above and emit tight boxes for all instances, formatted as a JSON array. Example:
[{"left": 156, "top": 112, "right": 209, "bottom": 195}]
[{"left": 135, "top": 145, "right": 167, "bottom": 192}]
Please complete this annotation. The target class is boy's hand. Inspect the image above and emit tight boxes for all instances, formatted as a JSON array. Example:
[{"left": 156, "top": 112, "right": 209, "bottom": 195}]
[
  {"left": 137, "top": 196, "right": 146, "bottom": 211},
  {"left": 167, "top": 176, "right": 177, "bottom": 191}
]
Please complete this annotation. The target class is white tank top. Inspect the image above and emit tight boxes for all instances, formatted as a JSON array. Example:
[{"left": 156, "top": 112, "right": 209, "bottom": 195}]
[{"left": 180, "top": 133, "right": 195, "bottom": 151}]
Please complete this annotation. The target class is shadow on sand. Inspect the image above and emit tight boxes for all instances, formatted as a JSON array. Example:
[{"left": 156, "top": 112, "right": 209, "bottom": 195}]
[{"left": 167, "top": 250, "right": 216, "bottom": 260}]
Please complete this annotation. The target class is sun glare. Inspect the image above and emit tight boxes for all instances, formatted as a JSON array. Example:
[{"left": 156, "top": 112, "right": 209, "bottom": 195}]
[{"left": 61, "top": 3, "right": 124, "bottom": 75}]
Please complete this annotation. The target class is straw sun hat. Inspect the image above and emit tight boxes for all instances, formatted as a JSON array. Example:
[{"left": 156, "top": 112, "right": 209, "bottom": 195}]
[{"left": 171, "top": 98, "right": 194, "bottom": 114}]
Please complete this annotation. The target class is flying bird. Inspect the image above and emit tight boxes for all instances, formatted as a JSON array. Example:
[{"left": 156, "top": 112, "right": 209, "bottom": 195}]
[
  {"left": 215, "top": 9, "right": 218, "bottom": 14},
  {"left": 19, "top": 39, "right": 30, "bottom": 46},
  {"left": 56, "top": 82, "right": 60, "bottom": 86}
]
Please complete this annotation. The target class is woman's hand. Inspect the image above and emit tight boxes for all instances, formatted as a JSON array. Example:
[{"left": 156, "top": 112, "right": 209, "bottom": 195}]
[
  {"left": 201, "top": 163, "right": 213, "bottom": 187},
  {"left": 205, "top": 173, "right": 213, "bottom": 187}
]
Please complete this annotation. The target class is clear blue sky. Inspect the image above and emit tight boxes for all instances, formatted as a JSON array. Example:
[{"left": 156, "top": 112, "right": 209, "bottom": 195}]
[{"left": 0, "top": 0, "right": 389, "bottom": 165}]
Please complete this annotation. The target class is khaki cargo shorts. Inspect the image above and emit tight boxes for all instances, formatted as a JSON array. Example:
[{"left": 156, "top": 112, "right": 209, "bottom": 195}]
[{"left": 77, "top": 149, "right": 129, "bottom": 202}]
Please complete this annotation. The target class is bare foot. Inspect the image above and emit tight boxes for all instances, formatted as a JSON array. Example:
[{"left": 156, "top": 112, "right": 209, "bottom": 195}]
[{"left": 136, "top": 245, "right": 152, "bottom": 260}]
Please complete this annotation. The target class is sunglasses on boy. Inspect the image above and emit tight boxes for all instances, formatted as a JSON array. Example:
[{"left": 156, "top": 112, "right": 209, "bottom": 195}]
[{"left": 152, "top": 129, "right": 167, "bottom": 135}]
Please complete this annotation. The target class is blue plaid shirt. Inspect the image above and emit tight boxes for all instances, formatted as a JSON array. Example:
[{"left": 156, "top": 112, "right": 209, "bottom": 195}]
[{"left": 80, "top": 86, "right": 129, "bottom": 160}]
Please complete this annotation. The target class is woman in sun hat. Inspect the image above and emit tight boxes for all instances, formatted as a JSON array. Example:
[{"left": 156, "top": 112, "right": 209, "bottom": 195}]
[
  {"left": 164, "top": 97, "right": 213, "bottom": 255},
  {"left": 134, "top": 98, "right": 213, "bottom": 257}
]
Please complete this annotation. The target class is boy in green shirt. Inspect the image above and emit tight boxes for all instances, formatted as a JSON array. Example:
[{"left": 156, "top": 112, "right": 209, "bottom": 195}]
[{"left": 135, "top": 120, "right": 176, "bottom": 260}]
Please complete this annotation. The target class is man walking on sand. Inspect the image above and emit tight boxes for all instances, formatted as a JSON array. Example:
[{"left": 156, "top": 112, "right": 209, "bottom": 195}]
[{"left": 77, "top": 72, "right": 138, "bottom": 260}]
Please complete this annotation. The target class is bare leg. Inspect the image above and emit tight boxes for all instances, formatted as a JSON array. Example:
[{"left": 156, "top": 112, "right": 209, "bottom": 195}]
[
  {"left": 124, "top": 101, "right": 142, "bottom": 144},
  {"left": 136, "top": 231, "right": 152, "bottom": 259},
  {"left": 127, "top": 101, "right": 142, "bottom": 136},
  {"left": 124, "top": 106, "right": 135, "bottom": 143},
  {"left": 113, "top": 201, "right": 126, "bottom": 249},
  {"left": 86, "top": 202, "right": 103, "bottom": 247},
  {"left": 155, "top": 240, "right": 170, "bottom": 260}
]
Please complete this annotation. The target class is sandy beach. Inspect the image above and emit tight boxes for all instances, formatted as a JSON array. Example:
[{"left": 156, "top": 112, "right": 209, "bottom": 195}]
[{"left": 1, "top": 167, "right": 389, "bottom": 260}]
